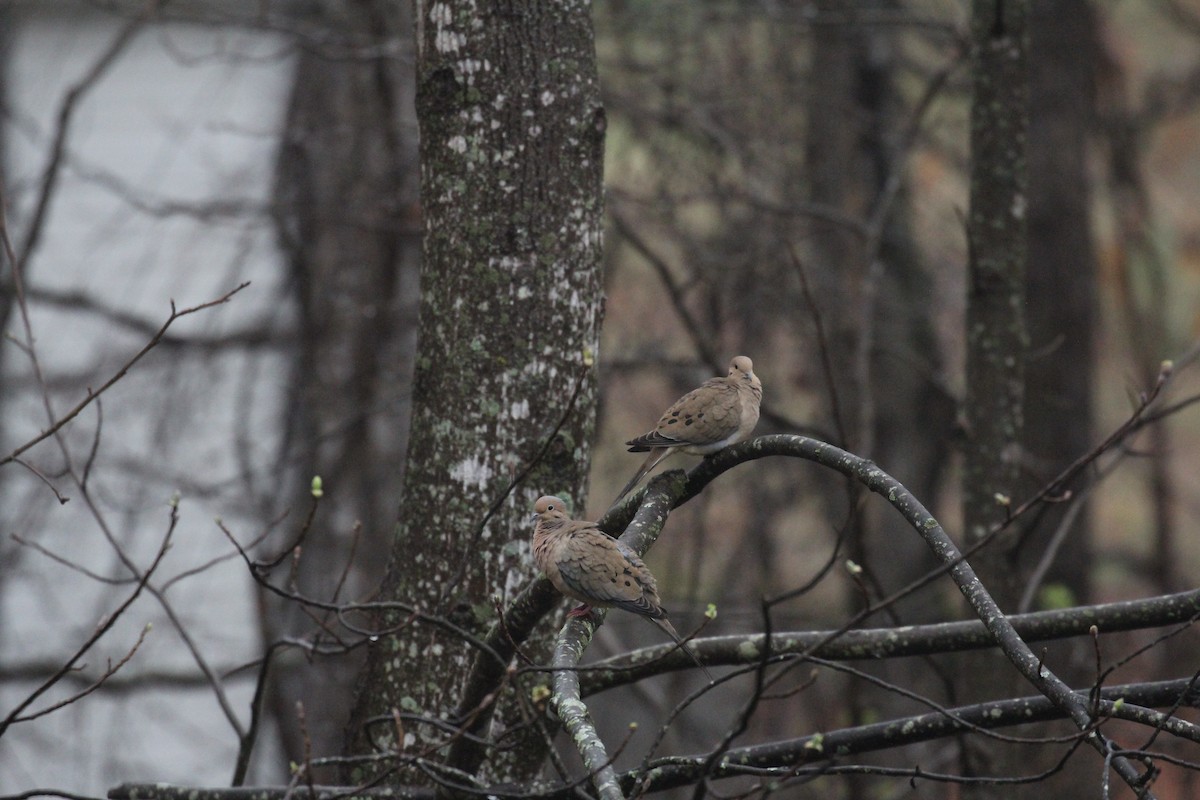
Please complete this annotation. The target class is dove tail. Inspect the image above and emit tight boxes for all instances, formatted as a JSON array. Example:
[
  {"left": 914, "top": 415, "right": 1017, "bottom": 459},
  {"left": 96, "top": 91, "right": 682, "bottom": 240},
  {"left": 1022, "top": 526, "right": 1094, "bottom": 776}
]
[
  {"left": 614, "top": 448, "right": 672, "bottom": 503},
  {"left": 649, "top": 616, "right": 714, "bottom": 683}
]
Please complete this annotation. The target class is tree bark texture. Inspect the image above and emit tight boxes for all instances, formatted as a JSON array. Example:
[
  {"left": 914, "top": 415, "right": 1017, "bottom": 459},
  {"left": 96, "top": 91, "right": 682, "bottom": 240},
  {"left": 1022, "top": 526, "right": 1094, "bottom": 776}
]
[
  {"left": 270, "top": 0, "right": 421, "bottom": 772},
  {"left": 963, "top": 0, "right": 1029, "bottom": 580},
  {"left": 962, "top": 2, "right": 1030, "bottom": 797},
  {"left": 343, "top": 0, "right": 606, "bottom": 785}
]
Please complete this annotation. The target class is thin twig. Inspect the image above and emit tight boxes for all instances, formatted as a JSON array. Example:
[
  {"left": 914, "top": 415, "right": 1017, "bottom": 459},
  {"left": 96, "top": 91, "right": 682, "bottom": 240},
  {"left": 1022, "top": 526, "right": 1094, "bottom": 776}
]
[
  {"left": 0, "top": 505, "right": 177, "bottom": 737},
  {"left": 6, "top": 624, "right": 152, "bottom": 725},
  {"left": 0, "top": 282, "right": 251, "bottom": 469}
]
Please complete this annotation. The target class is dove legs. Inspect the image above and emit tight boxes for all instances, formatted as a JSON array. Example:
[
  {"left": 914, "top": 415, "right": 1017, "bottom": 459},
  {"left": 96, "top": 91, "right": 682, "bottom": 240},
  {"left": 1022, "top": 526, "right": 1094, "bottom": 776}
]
[{"left": 567, "top": 603, "right": 598, "bottom": 619}]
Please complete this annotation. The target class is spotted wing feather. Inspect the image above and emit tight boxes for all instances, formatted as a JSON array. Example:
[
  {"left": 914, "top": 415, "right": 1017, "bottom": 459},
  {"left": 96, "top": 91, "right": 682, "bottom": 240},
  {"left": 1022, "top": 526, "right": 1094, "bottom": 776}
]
[
  {"left": 553, "top": 530, "right": 666, "bottom": 619},
  {"left": 626, "top": 379, "right": 743, "bottom": 452}
]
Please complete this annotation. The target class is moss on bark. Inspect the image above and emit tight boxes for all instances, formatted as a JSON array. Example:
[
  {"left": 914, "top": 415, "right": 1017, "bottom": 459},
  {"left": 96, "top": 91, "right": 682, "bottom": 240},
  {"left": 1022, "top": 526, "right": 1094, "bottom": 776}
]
[{"left": 343, "top": 0, "right": 606, "bottom": 786}]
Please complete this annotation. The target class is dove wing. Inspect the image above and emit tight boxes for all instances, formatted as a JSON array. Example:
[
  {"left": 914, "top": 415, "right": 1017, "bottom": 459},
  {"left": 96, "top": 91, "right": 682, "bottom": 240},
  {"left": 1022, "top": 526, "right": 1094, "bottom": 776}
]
[
  {"left": 554, "top": 528, "right": 665, "bottom": 618},
  {"left": 626, "top": 379, "right": 742, "bottom": 451}
]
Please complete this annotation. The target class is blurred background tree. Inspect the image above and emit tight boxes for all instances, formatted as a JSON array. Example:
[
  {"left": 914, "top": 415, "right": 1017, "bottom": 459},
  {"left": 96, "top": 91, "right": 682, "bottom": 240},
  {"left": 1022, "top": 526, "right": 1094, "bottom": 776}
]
[{"left": 268, "top": 0, "right": 420, "bottom": 767}]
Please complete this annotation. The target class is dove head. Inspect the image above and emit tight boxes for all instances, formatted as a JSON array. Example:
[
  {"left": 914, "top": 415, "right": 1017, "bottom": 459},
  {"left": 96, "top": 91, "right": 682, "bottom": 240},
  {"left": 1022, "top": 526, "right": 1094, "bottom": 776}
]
[
  {"left": 729, "top": 356, "right": 761, "bottom": 392},
  {"left": 532, "top": 495, "right": 571, "bottom": 521}
]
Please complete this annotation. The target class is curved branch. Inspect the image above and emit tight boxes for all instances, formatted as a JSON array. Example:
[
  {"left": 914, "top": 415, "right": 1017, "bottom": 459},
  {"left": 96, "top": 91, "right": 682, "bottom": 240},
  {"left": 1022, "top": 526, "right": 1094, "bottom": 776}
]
[
  {"left": 454, "top": 427, "right": 1175, "bottom": 786},
  {"left": 610, "top": 434, "right": 1155, "bottom": 790}
]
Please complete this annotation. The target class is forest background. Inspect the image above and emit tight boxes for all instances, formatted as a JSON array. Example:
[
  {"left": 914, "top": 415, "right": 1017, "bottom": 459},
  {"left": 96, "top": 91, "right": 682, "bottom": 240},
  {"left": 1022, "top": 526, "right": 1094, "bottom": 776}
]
[{"left": 2, "top": 1, "right": 1200, "bottom": 799}]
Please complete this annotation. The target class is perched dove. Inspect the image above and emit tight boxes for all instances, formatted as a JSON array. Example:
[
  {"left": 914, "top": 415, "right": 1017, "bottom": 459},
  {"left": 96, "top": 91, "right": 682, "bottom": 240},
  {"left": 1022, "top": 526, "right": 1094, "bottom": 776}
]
[
  {"left": 531, "top": 495, "right": 712, "bottom": 678},
  {"left": 616, "top": 356, "right": 763, "bottom": 501}
]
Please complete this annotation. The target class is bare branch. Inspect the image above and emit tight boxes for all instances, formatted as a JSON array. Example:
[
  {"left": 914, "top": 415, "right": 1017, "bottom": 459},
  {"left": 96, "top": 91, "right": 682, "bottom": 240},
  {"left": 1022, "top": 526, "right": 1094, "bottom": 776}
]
[
  {"left": 580, "top": 587, "right": 1200, "bottom": 693},
  {"left": 624, "top": 678, "right": 1200, "bottom": 795},
  {"left": 104, "top": 679, "right": 1197, "bottom": 800},
  {"left": 0, "top": 282, "right": 251, "bottom": 469},
  {"left": 11, "top": 6, "right": 152, "bottom": 269},
  {"left": 7, "top": 625, "right": 152, "bottom": 725},
  {"left": 0, "top": 505, "right": 177, "bottom": 737}
]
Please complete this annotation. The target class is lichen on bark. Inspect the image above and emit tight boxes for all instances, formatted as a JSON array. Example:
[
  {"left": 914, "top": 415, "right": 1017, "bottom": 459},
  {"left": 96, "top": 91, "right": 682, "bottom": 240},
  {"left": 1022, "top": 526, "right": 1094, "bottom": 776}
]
[
  {"left": 343, "top": 0, "right": 606, "bottom": 785},
  {"left": 961, "top": 3, "right": 1030, "bottom": 795},
  {"left": 964, "top": 0, "right": 1029, "bottom": 565}
]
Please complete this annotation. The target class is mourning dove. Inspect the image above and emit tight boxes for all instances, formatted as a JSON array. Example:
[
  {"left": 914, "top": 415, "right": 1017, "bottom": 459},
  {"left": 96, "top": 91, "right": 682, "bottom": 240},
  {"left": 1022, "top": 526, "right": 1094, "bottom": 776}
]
[
  {"left": 616, "top": 356, "right": 763, "bottom": 501},
  {"left": 531, "top": 495, "right": 711, "bottom": 678}
]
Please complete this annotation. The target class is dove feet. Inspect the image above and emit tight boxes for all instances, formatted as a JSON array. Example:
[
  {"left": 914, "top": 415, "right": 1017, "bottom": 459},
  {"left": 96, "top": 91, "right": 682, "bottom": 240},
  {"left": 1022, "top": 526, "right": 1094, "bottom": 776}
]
[{"left": 567, "top": 604, "right": 598, "bottom": 621}]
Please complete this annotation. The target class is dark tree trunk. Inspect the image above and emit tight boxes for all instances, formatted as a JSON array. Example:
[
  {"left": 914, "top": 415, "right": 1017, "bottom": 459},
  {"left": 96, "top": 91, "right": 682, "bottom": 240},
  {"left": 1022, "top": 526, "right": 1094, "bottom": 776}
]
[
  {"left": 342, "top": 0, "right": 606, "bottom": 786},
  {"left": 1019, "top": 0, "right": 1099, "bottom": 608},
  {"left": 804, "top": 0, "right": 952, "bottom": 622},
  {"left": 804, "top": 2, "right": 870, "bottom": 447},
  {"left": 268, "top": 0, "right": 421, "bottom": 774},
  {"left": 802, "top": 9, "right": 956, "bottom": 796}
]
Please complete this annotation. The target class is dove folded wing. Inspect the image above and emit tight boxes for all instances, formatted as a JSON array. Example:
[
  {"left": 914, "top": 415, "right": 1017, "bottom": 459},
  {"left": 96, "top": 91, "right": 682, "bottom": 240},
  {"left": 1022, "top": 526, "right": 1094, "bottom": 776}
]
[{"left": 552, "top": 533, "right": 667, "bottom": 619}]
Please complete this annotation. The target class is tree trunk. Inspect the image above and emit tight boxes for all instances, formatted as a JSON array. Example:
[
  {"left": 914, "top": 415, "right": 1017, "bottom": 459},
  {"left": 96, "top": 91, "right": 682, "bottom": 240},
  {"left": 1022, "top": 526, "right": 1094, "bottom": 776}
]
[
  {"left": 803, "top": 6, "right": 956, "bottom": 793},
  {"left": 1019, "top": 0, "right": 1098, "bottom": 608},
  {"left": 961, "top": 1, "right": 1029, "bottom": 796},
  {"left": 804, "top": 1, "right": 870, "bottom": 449},
  {"left": 342, "top": 0, "right": 606, "bottom": 786},
  {"left": 268, "top": 0, "right": 421, "bottom": 774},
  {"left": 804, "top": 0, "right": 953, "bottom": 620},
  {"left": 963, "top": 0, "right": 1029, "bottom": 601}
]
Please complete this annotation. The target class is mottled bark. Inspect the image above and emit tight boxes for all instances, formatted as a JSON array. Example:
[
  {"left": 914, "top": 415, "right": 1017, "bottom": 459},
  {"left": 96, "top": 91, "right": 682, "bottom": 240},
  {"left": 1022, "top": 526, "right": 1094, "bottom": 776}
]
[
  {"left": 1020, "top": 0, "right": 1098, "bottom": 607},
  {"left": 962, "top": 2, "right": 1029, "bottom": 796},
  {"left": 963, "top": 0, "right": 1029, "bottom": 592},
  {"left": 343, "top": 0, "right": 605, "bottom": 786},
  {"left": 269, "top": 0, "right": 421, "bottom": 772}
]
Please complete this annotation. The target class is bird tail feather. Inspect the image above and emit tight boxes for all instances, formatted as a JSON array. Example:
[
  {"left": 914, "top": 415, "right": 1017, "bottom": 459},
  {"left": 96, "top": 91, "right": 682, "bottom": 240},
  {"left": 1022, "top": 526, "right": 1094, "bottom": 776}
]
[
  {"left": 649, "top": 617, "right": 714, "bottom": 683},
  {"left": 614, "top": 448, "right": 672, "bottom": 503}
]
